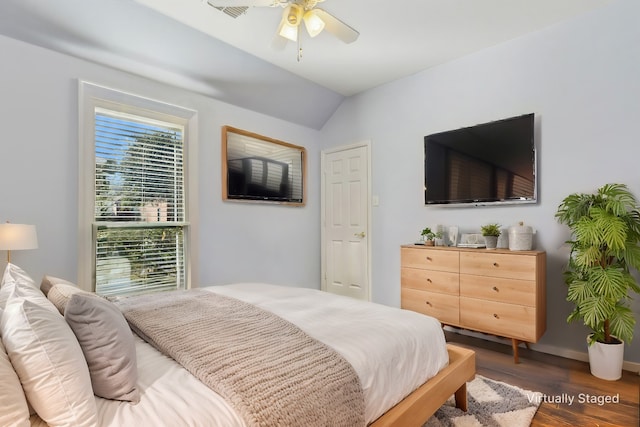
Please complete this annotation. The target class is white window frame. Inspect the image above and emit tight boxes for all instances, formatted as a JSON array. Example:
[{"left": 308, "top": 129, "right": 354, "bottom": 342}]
[{"left": 78, "top": 81, "right": 199, "bottom": 293}]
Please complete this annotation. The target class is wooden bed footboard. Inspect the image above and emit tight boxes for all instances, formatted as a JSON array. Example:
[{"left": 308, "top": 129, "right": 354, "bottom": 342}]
[{"left": 370, "top": 344, "right": 476, "bottom": 426}]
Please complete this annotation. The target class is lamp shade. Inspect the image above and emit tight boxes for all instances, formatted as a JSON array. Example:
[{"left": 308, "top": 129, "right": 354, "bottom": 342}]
[{"left": 0, "top": 224, "right": 38, "bottom": 250}]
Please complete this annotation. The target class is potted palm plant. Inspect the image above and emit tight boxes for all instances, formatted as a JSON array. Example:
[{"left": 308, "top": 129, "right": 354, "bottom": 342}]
[
  {"left": 480, "top": 223, "right": 501, "bottom": 249},
  {"left": 555, "top": 183, "right": 640, "bottom": 380}
]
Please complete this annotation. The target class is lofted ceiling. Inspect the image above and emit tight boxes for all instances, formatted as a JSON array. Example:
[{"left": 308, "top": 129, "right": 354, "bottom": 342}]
[{"left": 0, "top": 0, "right": 612, "bottom": 129}]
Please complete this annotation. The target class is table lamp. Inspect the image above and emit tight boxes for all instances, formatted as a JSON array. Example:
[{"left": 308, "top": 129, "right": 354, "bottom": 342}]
[{"left": 0, "top": 223, "right": 38, "bottom": 263}]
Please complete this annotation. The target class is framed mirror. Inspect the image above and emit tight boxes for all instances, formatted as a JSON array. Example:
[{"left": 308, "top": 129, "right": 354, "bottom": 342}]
[{"left": 222, "top": 126, "right": 306, "bottom": 206}]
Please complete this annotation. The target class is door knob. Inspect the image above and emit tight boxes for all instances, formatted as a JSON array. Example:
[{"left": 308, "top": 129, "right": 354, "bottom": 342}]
[{"left": 354, "top": 231, "right": 366, "bottom": 238}]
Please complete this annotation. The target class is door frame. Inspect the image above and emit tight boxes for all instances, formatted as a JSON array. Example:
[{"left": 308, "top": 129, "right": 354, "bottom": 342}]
[{"left": 320, "top": 140, "right": 372, "bottom": 301}]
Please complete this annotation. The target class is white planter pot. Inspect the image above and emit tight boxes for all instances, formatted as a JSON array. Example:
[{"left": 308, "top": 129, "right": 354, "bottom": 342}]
[
  {"left": 587, "top": 335, "right": 624, "bottom": 381},
  {"left": 484, "top": 236, "right": 498, "bottom": 249}
]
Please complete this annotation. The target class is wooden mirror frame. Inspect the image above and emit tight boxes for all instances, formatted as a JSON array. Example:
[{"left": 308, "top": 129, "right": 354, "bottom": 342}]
[{"left": 221, "top": 126, "right": 307, "bottom": 206}]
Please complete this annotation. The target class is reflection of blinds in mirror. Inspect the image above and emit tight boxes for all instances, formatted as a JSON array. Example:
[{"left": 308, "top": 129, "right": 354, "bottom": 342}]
[
  {"left": 247, "top": 159, "right": 286, "bottom": 193},
  {"left": 266, "top": 162, "right": 284, "bottom": 192},
  {"left": 248, "top": 159, "right": 264, "bottom": 184},
  {"left": 225, "top": 128, "right": 304, "bottom": 203},
  {"left": 228, "top": 157, "right": 290, "bottom": 200}
]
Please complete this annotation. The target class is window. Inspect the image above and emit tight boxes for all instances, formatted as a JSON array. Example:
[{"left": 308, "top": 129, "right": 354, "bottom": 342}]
[{"left": 79, "top": 82, "right": 198, "bottom": 295}]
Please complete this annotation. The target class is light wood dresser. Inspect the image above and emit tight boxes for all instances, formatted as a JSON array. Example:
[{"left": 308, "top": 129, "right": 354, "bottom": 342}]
[{"left": 401, "top": 244, "right": 546, "bottom": 363}]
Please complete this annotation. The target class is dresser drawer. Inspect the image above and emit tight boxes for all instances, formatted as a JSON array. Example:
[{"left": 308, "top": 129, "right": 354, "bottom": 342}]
[
  {"left": 460, "top": 275, "right": 536, "bottom": 306},
  {"left": 401, "top": 288, "right": 459, "bottom": 325},
  {"left": 460, "top": 252, "right": 536, "bottom": 280},
  {"left": 401, "top": 267, "right": 459, "bottom": 294},
  {"left": 401, "top": 247, "right": 459, "bottom": 272},
  {"left": 460, "top": 297, "right": 537, "bottom": 342}
]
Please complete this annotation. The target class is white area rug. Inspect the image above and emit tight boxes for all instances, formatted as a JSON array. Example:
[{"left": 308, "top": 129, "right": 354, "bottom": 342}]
[{"left": 424, "top": 375, "right": 542, "bottom": 427}]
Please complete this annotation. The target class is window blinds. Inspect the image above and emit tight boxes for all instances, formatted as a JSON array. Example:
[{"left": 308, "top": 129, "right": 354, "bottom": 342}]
[{"left": 93, "top": 108, "right": 186, "bottom": 295}]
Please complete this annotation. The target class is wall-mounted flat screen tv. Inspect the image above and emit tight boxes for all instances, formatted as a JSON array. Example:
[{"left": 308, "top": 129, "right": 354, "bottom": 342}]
[{"left": 424, "top": 113, "right": 537, "bottom": 206}]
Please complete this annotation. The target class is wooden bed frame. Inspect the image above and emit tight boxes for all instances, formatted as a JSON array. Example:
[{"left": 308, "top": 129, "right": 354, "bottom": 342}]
[{"left": 370, "top": 344, "right": 476, "bottom": 426}]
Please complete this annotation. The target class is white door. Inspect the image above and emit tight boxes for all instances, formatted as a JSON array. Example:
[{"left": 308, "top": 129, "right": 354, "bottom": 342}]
[{"left": 321, "top": 143, "right": 371, "bottom": 301}]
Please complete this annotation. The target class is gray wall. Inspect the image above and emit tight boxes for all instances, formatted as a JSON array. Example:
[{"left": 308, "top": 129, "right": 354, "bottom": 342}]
[
  {"left": 0, "top": 35, "right": 322, "bottom": 292},
  {"left": 320, "top": 0, "right": 640, "bottom": 364}
]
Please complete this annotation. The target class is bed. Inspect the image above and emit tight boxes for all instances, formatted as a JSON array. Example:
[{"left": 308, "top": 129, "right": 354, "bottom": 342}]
[{"left": 0, "top": 263, "right": 475, "bottom": 427}]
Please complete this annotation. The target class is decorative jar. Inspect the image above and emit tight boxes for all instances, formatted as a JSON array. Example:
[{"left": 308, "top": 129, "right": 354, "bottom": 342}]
[{"left": 508, "top": 221, "right": 533, "bottom": 251}]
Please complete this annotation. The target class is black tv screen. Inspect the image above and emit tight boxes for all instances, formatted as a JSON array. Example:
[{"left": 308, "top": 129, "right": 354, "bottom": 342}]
[{"left": 424, "top": 113, "right": 537, "bottom": 206}]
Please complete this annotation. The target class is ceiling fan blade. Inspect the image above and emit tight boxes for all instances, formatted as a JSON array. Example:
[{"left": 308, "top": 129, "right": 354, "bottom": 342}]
[
  {"left": 206, "top": 0, "right": 283, "bottom": 7},
  {"left": 314, "top": 8, "right": 359, "bottom": 44}
]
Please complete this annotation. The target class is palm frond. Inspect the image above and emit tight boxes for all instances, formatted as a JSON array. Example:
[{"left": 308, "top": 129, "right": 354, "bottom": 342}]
[
  {"left": 621, "top": 239, "right": 640, "bottom": 271},
  {"left": 599, "top": 183, "right": 637, "bottom": 217},
  {"left": 566, "top": 278, "right": 594, "bottom": 303},
  {"left": 589, "top": 266, "right": 628, "bottom": 300},
  {"left": 609, "top": 304, "right": 636, "bottom": 343},
  {"left": 573, "top": 245, "right": 603, "bottom": 269},
  {"left": 593, "top": 210, "right": 627, "bottom": 251},
  {"left": 556, "top": 193, "right": 595, "bottom": 226},
  {"left": 579, "top": 296, "right": 615, "bottom": 330}
]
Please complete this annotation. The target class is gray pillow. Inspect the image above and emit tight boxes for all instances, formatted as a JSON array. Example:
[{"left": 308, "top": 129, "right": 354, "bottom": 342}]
[{"left": 64, "top": 294, "right": 140, "bottom": 403}]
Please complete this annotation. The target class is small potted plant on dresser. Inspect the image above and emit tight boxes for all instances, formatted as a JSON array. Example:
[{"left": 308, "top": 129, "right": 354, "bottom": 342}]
[
  {"left": 480, "top": 223, "right": 501, "bottom": 249},
  {"left": 420, "top": 227, "right": 441, "bottom": 246},
  {"left": 555, "top": 183, "right": 640, "bottom": 380}
]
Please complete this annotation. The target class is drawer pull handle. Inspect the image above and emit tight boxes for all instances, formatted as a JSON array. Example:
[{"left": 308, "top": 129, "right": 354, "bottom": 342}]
[
  {"left": 425, "top": 301, "right": 432, "bottom": 307},
  {"left": 427, "top": 278, "right": 432, "bottom": 283},
  {"left": 492, "top": 286, "right": 499, "bottom": 292},
  {"left": 493, "top": 313, "right": 500, "bottom": 319},
  {"left": 493, "top": 262, "right": 499, "bottom": 267},
  {"left": 426, "top": 257, "right": 432, "bottom": 261}
]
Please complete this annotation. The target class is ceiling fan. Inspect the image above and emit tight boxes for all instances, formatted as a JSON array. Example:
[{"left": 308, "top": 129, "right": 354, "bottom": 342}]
[{"left": 205, "top": 0, "right": 359, "bottom": 58}]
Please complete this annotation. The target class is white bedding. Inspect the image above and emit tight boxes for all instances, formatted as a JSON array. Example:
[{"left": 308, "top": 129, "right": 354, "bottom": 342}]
[
  {"left": 94, "top": 335, "right": 245, "bottom": 427},
  {"left": 207, "top": 283, "right": 449, "bottom": 423},
  {"left": 32, "top": 283, "right": 449, "bottom": 426}
]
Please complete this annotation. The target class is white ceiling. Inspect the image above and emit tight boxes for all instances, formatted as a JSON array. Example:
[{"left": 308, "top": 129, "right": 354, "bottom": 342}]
[
  {"left": 136, "top": 0, "right": 611, "bottom": 96},
  {"left": 0, "top": 0, "right": 612, "bottom": 128}
]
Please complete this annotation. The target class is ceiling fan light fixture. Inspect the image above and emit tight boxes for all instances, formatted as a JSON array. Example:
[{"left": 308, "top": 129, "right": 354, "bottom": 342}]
[
  {"left": 303, "top": 10, "right": 325, "bottom": 37},
  {"left": 286, "top": 3, "right": 303, "bottom": 25},
  {"left": 278, "top": 5, "right": 300, "bottom": 42},
  {"left": 279, "top": 23, "right": 298, "bottom": 41}
]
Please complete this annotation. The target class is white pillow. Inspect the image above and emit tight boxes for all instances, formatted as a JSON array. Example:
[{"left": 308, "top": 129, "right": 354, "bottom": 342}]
[
  {"left": 1, "top": 297, "right": 98, "bottom": 427},
  {"left": 0, "top": 316, "right": 30, "bottom": 427},
  {"left": 1, "top": 263, "right": 37, "bottom": 308},
  {"left": 0, "top": 264, "right": 57, "bottom": 313},
  {"left": 1, "top": 263, "right": 37, "bottom": 289},
  {"left": 65, "top": 293, "right": 140, "bottom": 403}
]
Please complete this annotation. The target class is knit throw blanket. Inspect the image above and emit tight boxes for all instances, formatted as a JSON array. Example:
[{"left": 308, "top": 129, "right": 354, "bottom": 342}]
[{"left": 116, "top": 289, "right": 365, "bottom": 427}]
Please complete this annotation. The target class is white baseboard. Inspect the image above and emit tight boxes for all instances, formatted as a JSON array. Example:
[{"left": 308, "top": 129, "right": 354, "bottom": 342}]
[{"left": 444, "top": 327, "right": 640, "bottom": 375}]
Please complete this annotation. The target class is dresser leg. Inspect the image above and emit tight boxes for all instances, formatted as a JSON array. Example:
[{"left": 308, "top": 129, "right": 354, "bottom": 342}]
[{"left": 511, "top": 339, "right": 520, "bottom": 363}]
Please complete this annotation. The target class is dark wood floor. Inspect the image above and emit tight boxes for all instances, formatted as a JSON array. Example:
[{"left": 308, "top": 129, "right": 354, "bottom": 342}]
[{"left": 444, "top": 331, "right": 640, "bottom": 427}]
